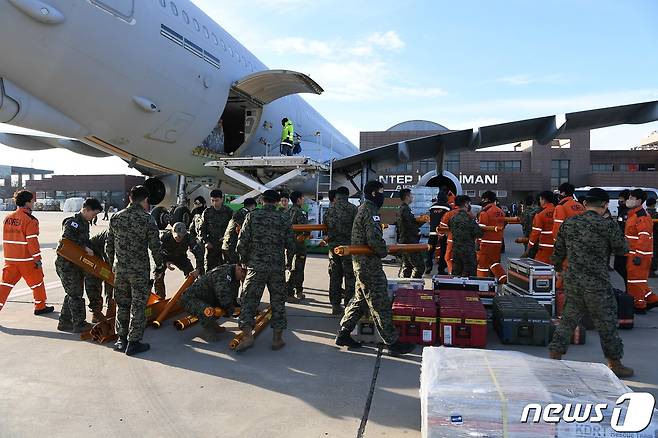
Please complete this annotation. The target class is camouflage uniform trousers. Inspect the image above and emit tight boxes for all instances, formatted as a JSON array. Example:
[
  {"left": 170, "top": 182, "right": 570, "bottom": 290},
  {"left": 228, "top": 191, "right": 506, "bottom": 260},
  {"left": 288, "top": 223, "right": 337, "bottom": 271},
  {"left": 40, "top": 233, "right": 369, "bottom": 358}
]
[
  {"left": 286, "top": 252, "right": 306, "bottom": 296},
  {"left": 154, "top": 257, "right": 194, "bottom": 298},
  {"left": 239, "top": 268, "right": 287, "bottom": 330},
  {"left": 548, "top": 283, "right": 623, "bottom": 360},
  {"left": 56, "top": 261, "right": 87, "bottom": 325},
  {"left": 114, "top": 271, "right": 151, "bottom": 342},
  {"left": 192, "top": 241, "right": 205, "bottom": 275},
  {"left": 181, "top": 288, "right": 235, "bottom": 328},
  {"left": 222, "top": 249, "right": 239, "bottom": 265},
  {"left": 328, "top": 252, "right": 356, "bottom": 307},
  {"left": 84, "top": 274, "right": 113, "bottom": 313},
  {"left": 400, "top": 252, "right": 425, "bottom": 278},
  {"left": 205, "top": 245, "right": 224, "bottom": 272},
  {"left": 451, "top": 248, "right": 477, "bottom": 277},
  {"left": 340, "top": 265, "right": 398, "bottom": 345}
]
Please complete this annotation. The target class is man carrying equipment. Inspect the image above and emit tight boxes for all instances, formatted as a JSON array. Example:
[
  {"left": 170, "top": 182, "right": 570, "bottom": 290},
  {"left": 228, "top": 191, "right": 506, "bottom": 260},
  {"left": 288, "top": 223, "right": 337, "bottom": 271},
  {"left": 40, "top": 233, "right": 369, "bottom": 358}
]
[
  {"left": 1, "top": 190, "right": 53, "bottom": 316},
  {"left": 324, "top": 186, "right": 357, "bottom": 315},
  {"left": 106, "top": 185, "right": 165, "bottom": 356},
  {"left": 426, "top": 193, "right": 450, "bottom": 275},
  {"left": 188, "top": 196, "right": 207, "bottom": 275},
  {"left": 154, "top": 222, "right": 199, "bottom": 299},
  {"left": 286, "top": 191, "right": 309, "bottom": 303},
  {"left": 235, "top": 190, "right": 295, "bottom": 352},
  {"left": 280, "top": 118, "right": 294, "bottom": 156},
  {"left": 624, "top": 189, "right": 658, "bottom": 312},
  {"left": 56, "top": 198, "right": 103, "bottom": 332},
  {"left": 181, "top": 264, "right": 246, "bottom": 342},
  {"left": 85, "top": 230, "right": 112, "bottom": 322},
  {"left": 396, "top": 189, "right": 424, "bottom": 278},
  {"left": 448, "top": 195, "right": 483, "bottom": 277},
  {"left": 222, "top": 198, "right": 257, "bottom": 264},
  {"left": 523, "top": 191, "right": 556, "bottom": 263},
  {"left": 521, "top": 195, "right": 540, "bottom": 250},
  {"left": 552, "top": 183, "right": 586, "bottom": 289},
  {"left": 476, "top": 191, "right": 506, "bottom": 283},
  {"left": 335, "top": 180, "right": 416, "bottom": 357},
  {"left": 548, "top": 188, "right": 633, "bottom": 378},
  {"left": 201, "top": 189, "right": 233, "bottom": 272}
]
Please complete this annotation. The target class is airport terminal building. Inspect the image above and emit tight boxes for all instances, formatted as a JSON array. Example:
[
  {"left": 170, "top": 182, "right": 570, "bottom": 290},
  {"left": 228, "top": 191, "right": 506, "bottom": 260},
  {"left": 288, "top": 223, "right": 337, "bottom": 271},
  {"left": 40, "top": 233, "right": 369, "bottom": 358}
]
[{"left": 361, "top": 121, "right": 658, "bottom": 203}]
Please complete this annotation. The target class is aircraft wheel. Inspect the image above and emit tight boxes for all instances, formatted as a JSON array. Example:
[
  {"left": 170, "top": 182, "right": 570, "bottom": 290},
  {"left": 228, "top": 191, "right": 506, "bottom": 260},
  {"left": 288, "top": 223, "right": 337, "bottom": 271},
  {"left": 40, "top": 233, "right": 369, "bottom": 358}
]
[
  {"left": 151, "top": 206, "right": 170, "bottom": 230},
  {"left": 172, "top": 205, "right": 192, "bottom": 227}
]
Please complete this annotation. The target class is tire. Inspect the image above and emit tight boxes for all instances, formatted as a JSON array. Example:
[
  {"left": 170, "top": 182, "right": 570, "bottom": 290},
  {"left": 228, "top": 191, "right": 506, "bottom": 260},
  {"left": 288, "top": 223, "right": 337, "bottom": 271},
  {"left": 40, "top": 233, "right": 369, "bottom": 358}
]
[
  {"left": 144, "top": 178, "right": 166, "bottom": 206},
  {"left": 151, "top": 206, "right": 170, "bottom": 230},
  {"left": 172, "top": 205, "right": 192, "bottom": 227}
]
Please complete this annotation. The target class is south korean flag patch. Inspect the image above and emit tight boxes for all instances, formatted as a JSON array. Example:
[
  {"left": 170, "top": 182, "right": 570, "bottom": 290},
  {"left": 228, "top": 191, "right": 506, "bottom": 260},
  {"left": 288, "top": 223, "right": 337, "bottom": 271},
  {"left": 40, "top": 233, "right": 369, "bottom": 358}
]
[
  {"left": 70, "top": 222, "right": 79, "bottom": 229},
  {"left": 372, "top": 215, "right": 380, "bottom": 222}
]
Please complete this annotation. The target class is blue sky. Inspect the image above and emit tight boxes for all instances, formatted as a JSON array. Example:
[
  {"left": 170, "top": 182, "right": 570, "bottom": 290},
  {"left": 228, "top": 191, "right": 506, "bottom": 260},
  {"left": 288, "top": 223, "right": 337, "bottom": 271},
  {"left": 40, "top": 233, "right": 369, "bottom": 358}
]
[{"left": 2, "top": 0, "right": 657, "bottom": 173}]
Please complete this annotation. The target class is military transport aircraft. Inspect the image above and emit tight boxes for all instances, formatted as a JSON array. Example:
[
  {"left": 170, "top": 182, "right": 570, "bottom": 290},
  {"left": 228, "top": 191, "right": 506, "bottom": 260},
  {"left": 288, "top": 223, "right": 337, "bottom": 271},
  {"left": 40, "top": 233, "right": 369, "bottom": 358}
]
[{"left": 1, "top": 0, "right": 657, "bottom": 228}]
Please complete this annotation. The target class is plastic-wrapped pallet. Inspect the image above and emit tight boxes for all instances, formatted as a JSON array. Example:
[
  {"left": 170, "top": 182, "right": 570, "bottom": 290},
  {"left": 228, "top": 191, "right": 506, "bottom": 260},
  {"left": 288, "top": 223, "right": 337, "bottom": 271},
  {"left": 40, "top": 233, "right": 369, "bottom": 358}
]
[
  {"left": 420, "top": 347, "right": 658, "bottom": 438},
  {"left": 387, "top": 278, "right": 426, "bottom": 300}
]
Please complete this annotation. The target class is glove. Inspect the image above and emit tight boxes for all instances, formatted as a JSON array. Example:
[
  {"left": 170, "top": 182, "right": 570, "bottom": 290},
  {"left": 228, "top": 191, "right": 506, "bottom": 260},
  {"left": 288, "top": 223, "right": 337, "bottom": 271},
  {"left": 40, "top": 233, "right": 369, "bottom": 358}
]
[
  {"left": 633, "top": 256, "right": 642, "bottom": 266},
  {"left": 154, "top": 264, "right": 166, "bottom": 275},
  {"left": 34, "top": 260, "right": 42, "bottom": 270}
]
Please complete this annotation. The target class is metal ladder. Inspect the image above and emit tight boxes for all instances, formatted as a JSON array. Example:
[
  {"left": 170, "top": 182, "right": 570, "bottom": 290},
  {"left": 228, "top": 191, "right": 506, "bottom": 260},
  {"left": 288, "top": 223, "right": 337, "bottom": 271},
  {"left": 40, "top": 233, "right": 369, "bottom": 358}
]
[{"left": 315, "top": 159, "right": 333, "bottom": 202}]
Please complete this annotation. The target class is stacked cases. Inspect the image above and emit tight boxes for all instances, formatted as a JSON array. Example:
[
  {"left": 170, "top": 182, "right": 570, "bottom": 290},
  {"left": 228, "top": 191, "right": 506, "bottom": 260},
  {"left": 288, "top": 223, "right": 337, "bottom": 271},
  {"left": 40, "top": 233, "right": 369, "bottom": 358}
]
[
  {"left": 439, "top": 291, "right": 487, "bottom": 348},
  {"left": 504, "top": 258, "right": 556, "bottom": 316},
  {"left": 432, "top": 275, "right": 497, "bottom": 306}
]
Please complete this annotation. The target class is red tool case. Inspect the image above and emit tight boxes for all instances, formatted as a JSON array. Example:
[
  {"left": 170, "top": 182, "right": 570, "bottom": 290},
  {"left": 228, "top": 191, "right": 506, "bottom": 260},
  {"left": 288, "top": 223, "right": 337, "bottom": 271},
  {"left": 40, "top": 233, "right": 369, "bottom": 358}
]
[
  {"left": 438, "top": 290, "right": 487, "bottom": 348},
  {"left": 392, "top": 289, "right": 438, "bottom": 345}
]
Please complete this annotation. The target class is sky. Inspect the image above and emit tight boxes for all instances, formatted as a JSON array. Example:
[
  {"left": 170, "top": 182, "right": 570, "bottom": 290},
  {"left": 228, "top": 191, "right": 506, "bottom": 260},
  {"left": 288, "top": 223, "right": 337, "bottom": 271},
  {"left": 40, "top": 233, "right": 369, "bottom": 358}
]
[{"left": 1, "top": 0, "right": 657, "bottom": 174}]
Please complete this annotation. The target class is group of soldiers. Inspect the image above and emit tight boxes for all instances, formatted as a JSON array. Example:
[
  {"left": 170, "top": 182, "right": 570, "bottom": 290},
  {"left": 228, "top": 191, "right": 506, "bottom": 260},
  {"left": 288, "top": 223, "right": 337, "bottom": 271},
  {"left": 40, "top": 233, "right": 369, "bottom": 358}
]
[{"left": 2, "top": 181, "right": 654, "bottom": 369}]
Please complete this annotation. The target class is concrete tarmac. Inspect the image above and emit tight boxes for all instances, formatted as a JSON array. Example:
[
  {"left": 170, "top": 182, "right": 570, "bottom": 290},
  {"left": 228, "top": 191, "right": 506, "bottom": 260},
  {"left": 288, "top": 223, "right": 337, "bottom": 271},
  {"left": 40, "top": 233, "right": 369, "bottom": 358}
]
[{"left": 0, "top": 211, "right": 656, "bottom": 438}]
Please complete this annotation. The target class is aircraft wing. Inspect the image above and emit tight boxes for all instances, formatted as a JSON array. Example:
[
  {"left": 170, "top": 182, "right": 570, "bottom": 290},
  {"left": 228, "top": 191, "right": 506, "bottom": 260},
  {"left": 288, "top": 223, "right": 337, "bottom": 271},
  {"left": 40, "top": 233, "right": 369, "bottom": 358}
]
[
  {"left": 333, "top": 100, "right": 658, "bottom": 174},
  {"left": 0, "top": 132, "right": 111, "bottom": 158}
]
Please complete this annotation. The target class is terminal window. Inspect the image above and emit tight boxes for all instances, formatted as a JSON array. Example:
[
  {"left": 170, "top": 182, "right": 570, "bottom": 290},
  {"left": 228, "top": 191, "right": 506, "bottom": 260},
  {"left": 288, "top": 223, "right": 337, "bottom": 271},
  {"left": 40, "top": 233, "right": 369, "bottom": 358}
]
[
  {"left": 446, "top": 151, "right": 460, "bottom": 173},
  {"left": 551, "top": 160, "right": 570, "bottom": 187},
  {"left": 480, "top": 160, "right": 521, "bottom": 172},
  {"left": 592, "top": 163, "right": 613, "bottom": 172}
]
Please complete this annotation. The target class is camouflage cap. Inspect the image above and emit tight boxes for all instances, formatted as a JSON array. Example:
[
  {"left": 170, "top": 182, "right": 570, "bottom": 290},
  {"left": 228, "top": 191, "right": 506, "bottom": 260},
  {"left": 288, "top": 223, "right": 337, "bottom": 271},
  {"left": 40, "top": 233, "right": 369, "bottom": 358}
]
[
  {"left": 583, "top": 188, "right": 609, "bottom": 203},
  {"left": 172, "top": 222, "right": 188, "bottom": 236}
]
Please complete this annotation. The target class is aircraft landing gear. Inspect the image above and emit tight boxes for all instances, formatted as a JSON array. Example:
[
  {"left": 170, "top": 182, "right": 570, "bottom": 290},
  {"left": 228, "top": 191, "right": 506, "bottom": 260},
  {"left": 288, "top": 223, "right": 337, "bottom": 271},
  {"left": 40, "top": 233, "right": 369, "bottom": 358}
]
[{"left": 144, "top": 176, "right": 193, "bottom": 231}]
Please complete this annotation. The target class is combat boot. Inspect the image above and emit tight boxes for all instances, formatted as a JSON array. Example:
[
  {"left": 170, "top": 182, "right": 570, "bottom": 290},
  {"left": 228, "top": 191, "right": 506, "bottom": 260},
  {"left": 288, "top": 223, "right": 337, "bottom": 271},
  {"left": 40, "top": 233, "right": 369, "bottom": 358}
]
[
  {"left": 549, "top": 351, "right": 563, "bottom": 360},
  {"left": 286, "top": 294, "right": 301, "bottom": 304},
  {"left": 34, "top": 306, "right": 54, "bottom": 316},
  {"left": 272, "top": 329, "right": 286, "bottom": 351},
  {"left": 200, "top": 322, "right": 227, "bottom": 343},
  {"left": 125, "top": 341, "right": 150, "bottom": 356},
  {"left": 57, "top": 320, "right": 73, "bottom": 332},
  {"left": 72, "top": 321, "right": 94, "bottom": 333},
  {"left": 387, "top": 340, "right": 416, "bottom": 357},
  {"left": 335, "top": 329, "right": 362, "bottom": 349},
  {"left": 607, "top": 359, "right": 634, "bottom": 378},
  {"left": 295, "top": 289, "right": 306, "bottom": 301},
  {"left": 113, "top": 336, "right": 128, "bottom": 352},
  {"left": 234, "top": 326, "right": 254, "bottom": 352},
  {"left": 91, "top": 310, "right": 105, "bottom": 324}
]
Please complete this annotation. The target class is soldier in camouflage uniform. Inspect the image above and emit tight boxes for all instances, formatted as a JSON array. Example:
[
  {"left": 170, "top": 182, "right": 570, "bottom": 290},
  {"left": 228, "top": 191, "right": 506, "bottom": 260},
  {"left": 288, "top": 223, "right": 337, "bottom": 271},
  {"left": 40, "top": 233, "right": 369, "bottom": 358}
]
[
  {"left": 154, "top": 222, "right": 199, "bottom": 299},
  {"left": 548, "top": 188, "right": 633, "bottom": 378},
  {"left": 335, "top": 181, "right": 416, "bottom": 356},
  {"left": 181, "top": 264, "right": 246, "bottom": 342},
  {"left": 286, "top": 191, "right": 308, "bottom": 302},
  {"left": 221, "top": 198, "right": 257, "bottom": 265},
  {"left": 396, "top": 188, "right": 424, "bottom": 278},
  {"left": 85, "top": 230, "right": 112, "bottom": 322},
  {"left": 188, "top": 196, "right": 207, "bottom": 275},
  {"left": 201, "top": 189, "right": 233, "bottom": 272},
  {"left": 448, "top": 196, "right": 483, "bottom": 277},
  {"left": 324, "top": 186, "right": 357, "bottom": 314},
  {"left": 106, "top": 186, "right": 165, "bottom": 356},
  {"left": 56, "top": 198, "right": 103, "bottom": 333},
  {"left": 235, "top": 190, "right": 295, "bottom": 351},
  {"left": 521, "top": 195, "right": 540, "bottom": 250}
]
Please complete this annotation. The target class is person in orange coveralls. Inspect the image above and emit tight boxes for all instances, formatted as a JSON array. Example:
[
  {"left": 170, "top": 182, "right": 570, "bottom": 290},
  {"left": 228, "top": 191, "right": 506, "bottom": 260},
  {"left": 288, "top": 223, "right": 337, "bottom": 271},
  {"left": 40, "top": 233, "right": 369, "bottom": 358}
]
[
  {"left": 1, "top": 190, "right": 53, "bottom": 315},
  {"left": 552, "top": 183, "right": 586, "bottom": 289},
  {"left": 523, "top": 191, "right": 556, "bottom": 264},
  {"left": 476, "top": 191, "right": 507, "bottom": 283},
  {"left": 624, "top": 189, "right": 657, "bottom": 313}
]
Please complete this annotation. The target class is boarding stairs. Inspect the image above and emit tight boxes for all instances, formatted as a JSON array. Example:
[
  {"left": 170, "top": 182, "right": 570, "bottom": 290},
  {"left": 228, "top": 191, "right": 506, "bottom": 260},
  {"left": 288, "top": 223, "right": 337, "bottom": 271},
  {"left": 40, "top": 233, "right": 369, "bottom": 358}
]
[{"left": 205, "top": 156, "right": 330, "bottom": 203}]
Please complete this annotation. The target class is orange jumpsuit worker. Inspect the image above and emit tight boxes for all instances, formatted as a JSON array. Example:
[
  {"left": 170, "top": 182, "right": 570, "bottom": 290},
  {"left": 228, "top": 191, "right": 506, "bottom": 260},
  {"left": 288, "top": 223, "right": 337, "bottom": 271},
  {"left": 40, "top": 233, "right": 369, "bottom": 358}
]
[
  {"left": 476, "top": 191, "right": 507, "bottom": 283},
  {"left": 439, "top": 206, "right": 460, "bottom": 274},
  {"left": 552, "top": 183, "right": 586, "bottom": 289},
  {"left": 624, "top": 189, "right": 658, "bottom": 313},
  {"left": 523, "top": 191, "right": 556, "bottom": 264},
  {"left": 1, "top": 190, "right": 53, "bottom": 315}
]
